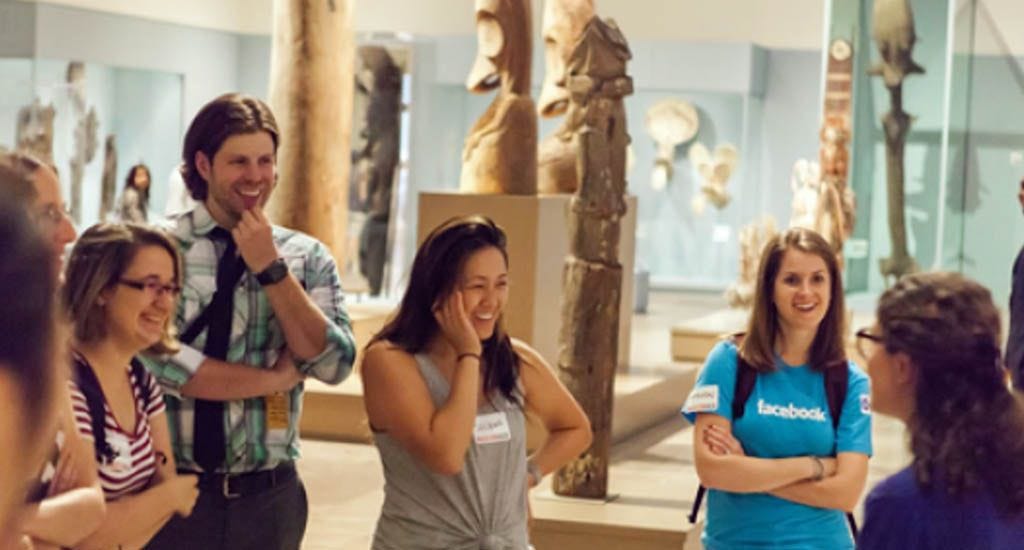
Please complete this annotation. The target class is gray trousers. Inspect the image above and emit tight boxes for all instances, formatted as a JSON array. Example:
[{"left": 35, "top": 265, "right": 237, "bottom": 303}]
[{"left": 146, "top": 469, "right": 308, "bottom": 550}]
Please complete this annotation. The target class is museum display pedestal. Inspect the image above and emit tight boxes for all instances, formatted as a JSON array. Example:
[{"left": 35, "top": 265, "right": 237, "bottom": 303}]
[
  {"left": 300, "top": 302, "right": 393, "bottom": 442},
  {"left": 417, "top": 191, "right": 637, "bottom": 370},
  {"left": 670, "top": 308, "right": 748, "bottom": 362}
]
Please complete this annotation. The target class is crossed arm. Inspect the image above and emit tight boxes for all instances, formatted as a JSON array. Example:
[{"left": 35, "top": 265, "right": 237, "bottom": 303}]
[{"left": 695, "top": 413, "right": 868, "bottom": 512}]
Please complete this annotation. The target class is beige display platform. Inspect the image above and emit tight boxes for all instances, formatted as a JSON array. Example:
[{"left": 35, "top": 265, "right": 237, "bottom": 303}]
[
  {"left": 417, "top": 191, "right": 638, "bottom": 370},
  {"left": 300, "top": 302, "right": 393, "bottom": 442},
  {"left": 670, "top": 308, "right": 748, "bottom": 363}
]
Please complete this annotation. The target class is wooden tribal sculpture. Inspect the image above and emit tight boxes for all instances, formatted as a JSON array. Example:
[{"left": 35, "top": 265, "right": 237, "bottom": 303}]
[
  {"left": 870, "top": 0, "right": 924, "bottom": 283},
  {"left": 537, "top": 0, "right": 594, "bottom": 194},
  {"left": 460, "top": 0, "right": 537, "bottom": 194},
  {"left": 552, "top": 16, "right": 632, "bottom": 500}
]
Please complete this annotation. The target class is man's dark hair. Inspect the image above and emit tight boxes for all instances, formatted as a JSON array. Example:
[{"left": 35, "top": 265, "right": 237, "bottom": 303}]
[{"left": 180, "top": 93, "right": 280, "bottom": 201}]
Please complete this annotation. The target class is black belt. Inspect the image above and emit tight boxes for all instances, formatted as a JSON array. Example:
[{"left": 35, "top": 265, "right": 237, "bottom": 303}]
[{"left": 183, "top": 462, "right": 297, "bottom": 499}]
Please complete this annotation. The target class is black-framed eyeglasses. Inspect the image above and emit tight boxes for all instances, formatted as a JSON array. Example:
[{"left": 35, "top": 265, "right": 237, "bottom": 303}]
[
  {"left": 118, "top": 278, "right": 181, "bottom": 299},
  {"left": 855, "top": 328, "right": 883, "bottom": 361}
]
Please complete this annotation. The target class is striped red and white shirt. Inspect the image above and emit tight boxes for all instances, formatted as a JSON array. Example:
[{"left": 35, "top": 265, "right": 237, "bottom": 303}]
[{"left": 69, "top": 354, "right": 166, "bottom": 500}]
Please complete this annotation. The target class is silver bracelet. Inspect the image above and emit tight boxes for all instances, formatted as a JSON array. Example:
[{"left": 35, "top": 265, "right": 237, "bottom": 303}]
[{"left": 810, "top": 456, "right": 825, "bottom": 482}]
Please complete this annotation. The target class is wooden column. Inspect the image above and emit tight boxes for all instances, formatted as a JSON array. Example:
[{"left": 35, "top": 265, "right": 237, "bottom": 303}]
[
  {"left": 268, "top": 0, "right": 354, "bottom": 263},
  {"left": 552, "top": 17, "right": 633, "bottom": 499}
]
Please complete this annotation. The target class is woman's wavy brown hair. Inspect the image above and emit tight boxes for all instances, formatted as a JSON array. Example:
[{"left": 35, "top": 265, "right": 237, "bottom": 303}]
[
  {"left": 739, "top": 227, "right": 847, "bottom": 372},
  {"left": 878, "top": 271, "right": 1024, "bottom": 515}
]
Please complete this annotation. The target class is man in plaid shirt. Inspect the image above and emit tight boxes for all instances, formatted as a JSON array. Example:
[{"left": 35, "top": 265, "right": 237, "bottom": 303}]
[{"left": 144, "top": 93, "right": 356, "bottom": 549}]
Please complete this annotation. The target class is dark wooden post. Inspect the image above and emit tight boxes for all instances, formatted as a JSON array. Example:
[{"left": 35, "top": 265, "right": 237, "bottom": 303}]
[{"left": 552, "top": 17, "right": 633, "bottom": 499}]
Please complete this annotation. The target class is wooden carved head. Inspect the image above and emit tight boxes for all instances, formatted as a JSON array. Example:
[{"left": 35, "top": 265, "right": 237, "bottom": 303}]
[
  {"left": 538, "top": 0, "right": 594, "bottom": 117},
  {"left": 467, "top": 0, "right": 532, "bottom": 95}
]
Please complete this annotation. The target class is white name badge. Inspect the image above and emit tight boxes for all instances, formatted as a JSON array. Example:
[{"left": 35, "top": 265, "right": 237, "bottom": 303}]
[
  {"left": 106, "top": 431, "right": 134, "bottom": 473},
  {"left": 474, "top": 411, "right": 512, "bottom": 445}
]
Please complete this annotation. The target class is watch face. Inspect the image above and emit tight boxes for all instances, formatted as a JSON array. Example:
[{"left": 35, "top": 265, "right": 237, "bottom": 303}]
[
  {"left": 830, "top": 39, "right": 852, "bottom": 62},
  {"left": 258, "top": 259, "right": 289, "bottom": 285}
]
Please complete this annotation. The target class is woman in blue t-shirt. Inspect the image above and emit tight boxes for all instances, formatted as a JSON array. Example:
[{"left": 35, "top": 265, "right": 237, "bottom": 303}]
[
  {"left": 681, "top": 227, "right": 872, "bottom": 550},
  {"left": 856, "top": 272, "right": 1024, "bottom": 549}
]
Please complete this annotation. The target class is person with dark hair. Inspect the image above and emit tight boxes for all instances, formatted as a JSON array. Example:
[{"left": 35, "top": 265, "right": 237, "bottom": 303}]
[
  {"left": 856, "top": 272, "right": 1024, "bottom": 549},
  {"left": 142, "top": 93, "right": 356, "bottom": 550},
  {"left": 681, "top": 227, "right": 871, "bottom": 549},
  {"left": 60, "top": 223, "right": 199, "bottom": 548},
  {"left": 0, "top": 151, "right": 106, "bottom": 550},
  {"left": 0, "top": 192, "right": 61, "bottom": 549},
  {"left": 1006, "top": 177, "right": 1024, "bottom": 390},
  {"left": 117, "top": 163, "right": 152, "bottom": 223},
  {"left": 361, "top": 215, "right": 592, "bottom": 549}
]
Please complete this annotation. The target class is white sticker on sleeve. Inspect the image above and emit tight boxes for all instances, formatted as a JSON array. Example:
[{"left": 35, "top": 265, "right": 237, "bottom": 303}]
[
  {"left": 683, "top": 385, "right": 719, "bottom": 413},
  {"left": 859, "top": 393, "right": 871, "bottom": 414}
]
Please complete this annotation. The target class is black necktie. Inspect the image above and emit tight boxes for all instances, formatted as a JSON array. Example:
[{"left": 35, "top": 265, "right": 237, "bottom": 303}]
[{"left": 193, "top": 227, "right": 246, "bottom": 472}]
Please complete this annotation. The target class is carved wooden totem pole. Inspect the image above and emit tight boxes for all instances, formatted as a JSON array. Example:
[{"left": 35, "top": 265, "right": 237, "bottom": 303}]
[
  {"left": 99, "top": 135, "right": 117, "bottom": 222},
  {"left": 460, "top": 0, "right": 537, "bottom": 194},
  {"left": 818, "top": 38, "right": 857, "bottom": 266},
  {"left": 870, "top": 0, "right": 923, "bottom": 283},
  {"left": 15, "top": 99, "right": 55, "bottom": 164},
  {"left": 268, "top": 0, "right": 354, "bottom": 262},
  {"left": 353, "top": 46, "right": 402, "bottom": 295},
  {"left": 552, "top": 17, "right": 632, "bottom": 499},
  {"left": 67, "top": 62, "right": 98, "bottom": 226},
  {"left": 537, "top": 0, "right": 594, "bottom": 194}
]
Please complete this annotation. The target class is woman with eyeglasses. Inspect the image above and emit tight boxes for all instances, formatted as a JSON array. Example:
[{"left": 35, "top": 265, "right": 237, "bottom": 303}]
[
  {"left": 856, "top": 272, "right": 1024, "bottom": 549},
  {"left": 681, "top": 227, "right": 871, "bottom": 550},
  {"left": 61, "top": 223, "right": 200, "bottom": 548},
  {"left": 0, "top": 151, "right": 106, "bottom": 550}
]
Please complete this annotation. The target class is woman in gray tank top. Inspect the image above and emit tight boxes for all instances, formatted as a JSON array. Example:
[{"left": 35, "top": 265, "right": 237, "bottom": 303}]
[{"left": 361, "top": 215, "right": 592, "bottom": 550}]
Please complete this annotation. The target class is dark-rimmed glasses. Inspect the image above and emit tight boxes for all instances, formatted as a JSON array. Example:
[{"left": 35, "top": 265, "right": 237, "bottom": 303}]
[
  {"left": 855, "top": 328, "right": 883, "bottom": 361},
  {"left": 118, "top": 278, "right": 181, "bottom": 299}
]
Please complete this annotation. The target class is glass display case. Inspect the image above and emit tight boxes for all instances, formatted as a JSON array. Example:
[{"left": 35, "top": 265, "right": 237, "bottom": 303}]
[
  {"left": 836, "top": 0, "right": 1024, "bottom": 304},
  {"left": 0, "top": 57, "right": 182, "bottom": 231}
]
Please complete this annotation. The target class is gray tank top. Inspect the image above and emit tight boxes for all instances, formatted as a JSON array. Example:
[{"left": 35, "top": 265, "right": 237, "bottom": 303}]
[{"left": 371, "top": 353, "right": 529, "bottom": 550}]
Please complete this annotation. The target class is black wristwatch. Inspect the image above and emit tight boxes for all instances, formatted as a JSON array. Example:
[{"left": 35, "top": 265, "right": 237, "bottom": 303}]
[{"left": 255, "top": 258, "right": 289, "bottom": 286}]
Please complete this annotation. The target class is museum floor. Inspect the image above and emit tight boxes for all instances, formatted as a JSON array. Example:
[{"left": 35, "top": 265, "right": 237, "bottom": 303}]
[{"left": 295, "top": 290, "right": 911, "bottom": 549}]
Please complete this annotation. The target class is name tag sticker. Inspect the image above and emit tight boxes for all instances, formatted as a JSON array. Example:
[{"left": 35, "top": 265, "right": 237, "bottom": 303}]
[
  {"left": 683, "top": 385, "right": 719, "bottom": 413},
  {"left": 474, "top": 411, "right": 512, "bottom": 445},
  {"left": 106, "top": 431, "right": 134, "bottom": 473},
  {"left": 265, "top": 392, "right": 290, "bottom": 431},
  {"left": 860, "top": 393, "right": 871, "bottom": 415}
]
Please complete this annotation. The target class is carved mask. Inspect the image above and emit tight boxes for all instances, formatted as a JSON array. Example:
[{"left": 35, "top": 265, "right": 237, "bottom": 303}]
[
  {"left": 466, "top": 0, "right": 531, "bottom": 95},
  {"left": 538, "top": 0, "right": 594, "bottom": 117}
]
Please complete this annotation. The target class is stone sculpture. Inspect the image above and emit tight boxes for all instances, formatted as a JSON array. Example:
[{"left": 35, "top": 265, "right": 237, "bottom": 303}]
[
  {"left": 99, "top": 135, "right": 117, "bottom": 222},
  {"left": 645, "top": 99, "right": 698, "bottom": 191},
  {"left": 67, "top": 62, "right": 97, "bottom": 225},
  {"left": 869, "top": 0, "right": 923, "bottom": 283},
  {"left": 15, "top": 99, "right": 55, "bottom": 163},
  {"left": 725, "top": 216, "right": 778, "bottom": 309},
  {"left": 268, "top": 0, "right": 354, "bottom": 263},
  {"left": 536, "top": 0, "right": 594, "bottom": 194},
  {"left": 353, "top": 45, "right": 403, "bottom": 295},
  {"left": 552, "top": 16, "right": 632, "bottom": 500},
  {"left": 688, "top": 142, "right": 738, "bottom": 215},
  {"left": 460, "top": 0, "right": 537, "bottom": 195}
]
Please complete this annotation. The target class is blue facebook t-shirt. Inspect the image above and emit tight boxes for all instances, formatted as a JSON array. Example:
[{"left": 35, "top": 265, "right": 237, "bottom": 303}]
[{"left": 681, "top": 340, "right": 872, "bottom": 550}]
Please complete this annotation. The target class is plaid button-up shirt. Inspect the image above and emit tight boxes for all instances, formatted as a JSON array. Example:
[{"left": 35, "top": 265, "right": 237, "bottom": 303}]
[{"left": 141, "top": 203, "right": 356, "bottom": 473}]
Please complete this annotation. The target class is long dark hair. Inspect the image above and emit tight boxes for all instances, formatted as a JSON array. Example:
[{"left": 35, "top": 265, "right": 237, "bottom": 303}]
[
  {"left": 878, "top": 271, "right": 1024, "bottom": 515},
  {"left": 740, "top": 227, "right": 847, "bottom": 372},
  {"left": 370, "top": 215, "right": 520, "bottom": 405},
  {"left": 124, "top": 163, "right": 151, "bottom": 209}
]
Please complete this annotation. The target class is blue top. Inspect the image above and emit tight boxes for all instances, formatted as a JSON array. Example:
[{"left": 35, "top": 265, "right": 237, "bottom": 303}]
[
  {"left": 681, "top": 340, "right": 872, "bottom": 550},
  {"left": 859, "top": 466, "right": 1024, "bottom": 550}
]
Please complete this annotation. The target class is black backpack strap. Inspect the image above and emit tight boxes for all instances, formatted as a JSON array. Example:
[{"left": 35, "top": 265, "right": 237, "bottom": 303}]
[
  {"left": 823, "top": 362, "right": 858, "bottom": 538},
  {"left": 823, "top": 362, "right": 849, "bottom": 431},
  {"left": 72, "top": 354, "right": 115, "bottom": 464},
  {"left": 690, "top": 344, "right": 757, "bottom": 524},
  {"left": 130, "top": 358, "right": 152, "bottom": 410},
  {"left": 732, "top": 355, "right": 758, "bottom": 421}
]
